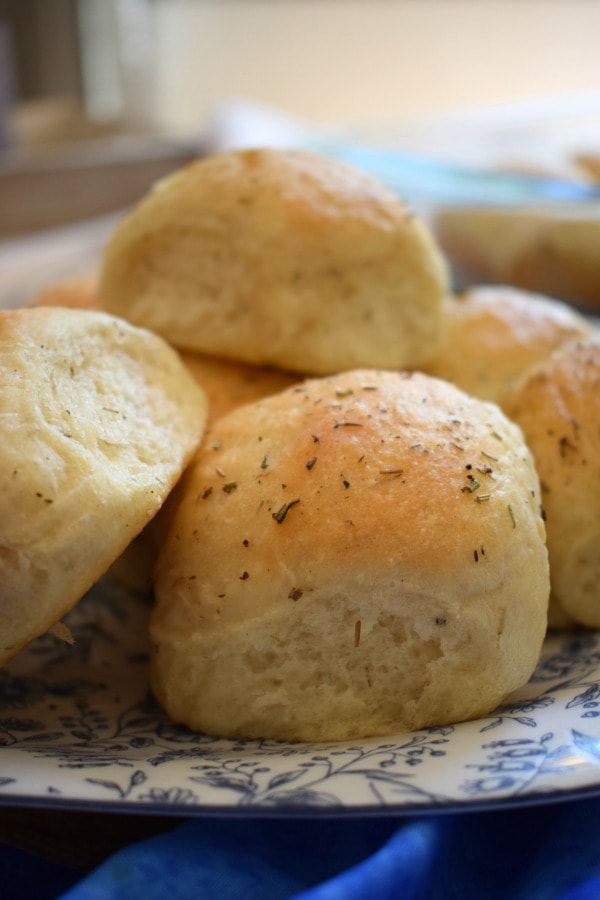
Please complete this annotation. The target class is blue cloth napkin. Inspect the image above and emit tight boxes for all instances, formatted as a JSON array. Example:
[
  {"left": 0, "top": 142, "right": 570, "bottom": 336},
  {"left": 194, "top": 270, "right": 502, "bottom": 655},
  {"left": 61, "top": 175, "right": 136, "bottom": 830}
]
[
  {"left": 5, "top": 795, "right": 600, "bottom": 899},
  {"left": 48, "top": 795, "right": 600, "bottom": 900}
]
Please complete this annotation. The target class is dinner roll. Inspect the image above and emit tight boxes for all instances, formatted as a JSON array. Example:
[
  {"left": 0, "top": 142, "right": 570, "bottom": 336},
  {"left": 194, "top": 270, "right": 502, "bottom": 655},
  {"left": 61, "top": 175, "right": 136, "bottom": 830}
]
[
  {"left": 435, "top": 205, "right": 600, "bottom": 311},
  {"left": 151, "top": 369, "right": 549, "bottom": 742},
  {"left": 0, "top": 307, "right": 207, "bottom": 666},
  {"left": 99, "top": 148, "right": 448, "bottom": 374},
  {"left": 180, "top": 351, "right": 300, "bottom": 424},
  {"left": 422, "top": 285, "right": 592, "bottom": 401},
  {"left": 26, "top": 274, "right": 99, "bottom": 311},
  {"left": 502, "top": 338, "right": 600, "bottom": 628}
]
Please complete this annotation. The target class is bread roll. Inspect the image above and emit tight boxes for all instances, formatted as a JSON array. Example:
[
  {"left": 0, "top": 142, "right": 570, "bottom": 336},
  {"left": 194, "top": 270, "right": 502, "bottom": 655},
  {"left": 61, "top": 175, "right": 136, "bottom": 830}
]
[
  {"left": 150, "top": 369, "right": 549, "bottom": 742},
  {"left": 99, "top": 148, "right": 448, "bottom": 374},
  {"left": 180, "top": 351, "right": 299, "bottom": 424},
  {"left": 435, "top": 205, "right": 600, "bottom": 311},
  {"left": 422, "top": 285, "right": 593, "bottom": 401},
  {"left": 26, "top": 274, "right": 99, "bottom": 311},
  {"left": 502, "top": 338, "right": 600, "bottom": 628},
  {"left": 0, "top": 307, "right": 207, "bottom": 666}
]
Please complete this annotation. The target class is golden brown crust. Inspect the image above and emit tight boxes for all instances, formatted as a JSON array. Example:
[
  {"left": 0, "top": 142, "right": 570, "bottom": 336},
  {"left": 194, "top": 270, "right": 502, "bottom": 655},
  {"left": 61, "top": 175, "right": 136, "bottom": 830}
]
[
  {"left": 0, "top": 307, "right": 207, "bottom": 665},
  {"left": 99, "top": 148, "right": 448, "bottom": 374},
  {"left": 422, "top": 285, "right": 593, "bottom": 401},
  {"left": 502, "top": 337, "right": 600, "bottom": 628},
  {"left": 151, "top": 369, "right": 549, "bottom": 742}
]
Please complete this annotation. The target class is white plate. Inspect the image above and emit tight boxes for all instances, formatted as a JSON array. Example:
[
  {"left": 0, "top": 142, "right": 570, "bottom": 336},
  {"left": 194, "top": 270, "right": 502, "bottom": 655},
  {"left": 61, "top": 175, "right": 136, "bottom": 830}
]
[{"left": 2, "top": 578, "right": 600, "bottom": 817}]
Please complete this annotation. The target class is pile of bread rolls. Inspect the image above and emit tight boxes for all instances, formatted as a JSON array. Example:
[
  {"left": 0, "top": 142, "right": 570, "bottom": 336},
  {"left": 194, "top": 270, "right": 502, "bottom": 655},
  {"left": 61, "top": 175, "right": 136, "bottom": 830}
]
[{"left": 3, "top": 147, "right": 598, "bottom": 743}]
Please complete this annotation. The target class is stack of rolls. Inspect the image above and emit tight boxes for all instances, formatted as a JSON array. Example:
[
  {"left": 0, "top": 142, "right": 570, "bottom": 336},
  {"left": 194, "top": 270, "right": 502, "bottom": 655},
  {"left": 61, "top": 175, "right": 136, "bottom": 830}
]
[{"left": 5, "top": 146, "right": 597, "bottom": 743}]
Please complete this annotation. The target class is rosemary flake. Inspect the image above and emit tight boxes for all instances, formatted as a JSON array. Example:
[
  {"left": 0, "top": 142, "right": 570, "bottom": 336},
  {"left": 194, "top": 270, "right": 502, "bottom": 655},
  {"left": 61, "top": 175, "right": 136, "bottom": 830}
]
[{"left": 272, "top": 498, "right": 301, "bottom": 523}]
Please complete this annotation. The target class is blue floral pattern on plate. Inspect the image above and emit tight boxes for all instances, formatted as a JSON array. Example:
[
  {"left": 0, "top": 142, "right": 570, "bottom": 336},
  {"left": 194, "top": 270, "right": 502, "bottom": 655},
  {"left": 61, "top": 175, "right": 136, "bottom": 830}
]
[{"left": 1, "top": 580, "right": 600, "bottom": 815}]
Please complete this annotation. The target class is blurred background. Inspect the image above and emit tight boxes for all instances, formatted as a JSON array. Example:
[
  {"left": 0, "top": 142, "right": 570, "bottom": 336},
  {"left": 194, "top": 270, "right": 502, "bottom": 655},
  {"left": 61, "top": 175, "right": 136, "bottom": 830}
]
[
  {"left": 1, "top": 0, "right": 600, "bottom": 301},
  {"left": 3, "top": 1, "right": 600, "bottom": 137}
]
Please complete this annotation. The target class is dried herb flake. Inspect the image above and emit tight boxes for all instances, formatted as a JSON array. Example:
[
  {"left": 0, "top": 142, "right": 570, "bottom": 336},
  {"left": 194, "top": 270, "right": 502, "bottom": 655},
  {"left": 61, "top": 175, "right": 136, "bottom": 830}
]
[{"left": 272, "top": 498, "right": 301, "bottom": 523}]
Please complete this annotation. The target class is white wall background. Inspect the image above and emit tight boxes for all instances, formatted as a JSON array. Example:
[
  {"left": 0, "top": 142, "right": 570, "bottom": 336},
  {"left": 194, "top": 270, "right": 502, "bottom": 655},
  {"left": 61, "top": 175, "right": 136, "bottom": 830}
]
[{"left": 150, "top": 0, "right": 600, "bottom": 130}]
